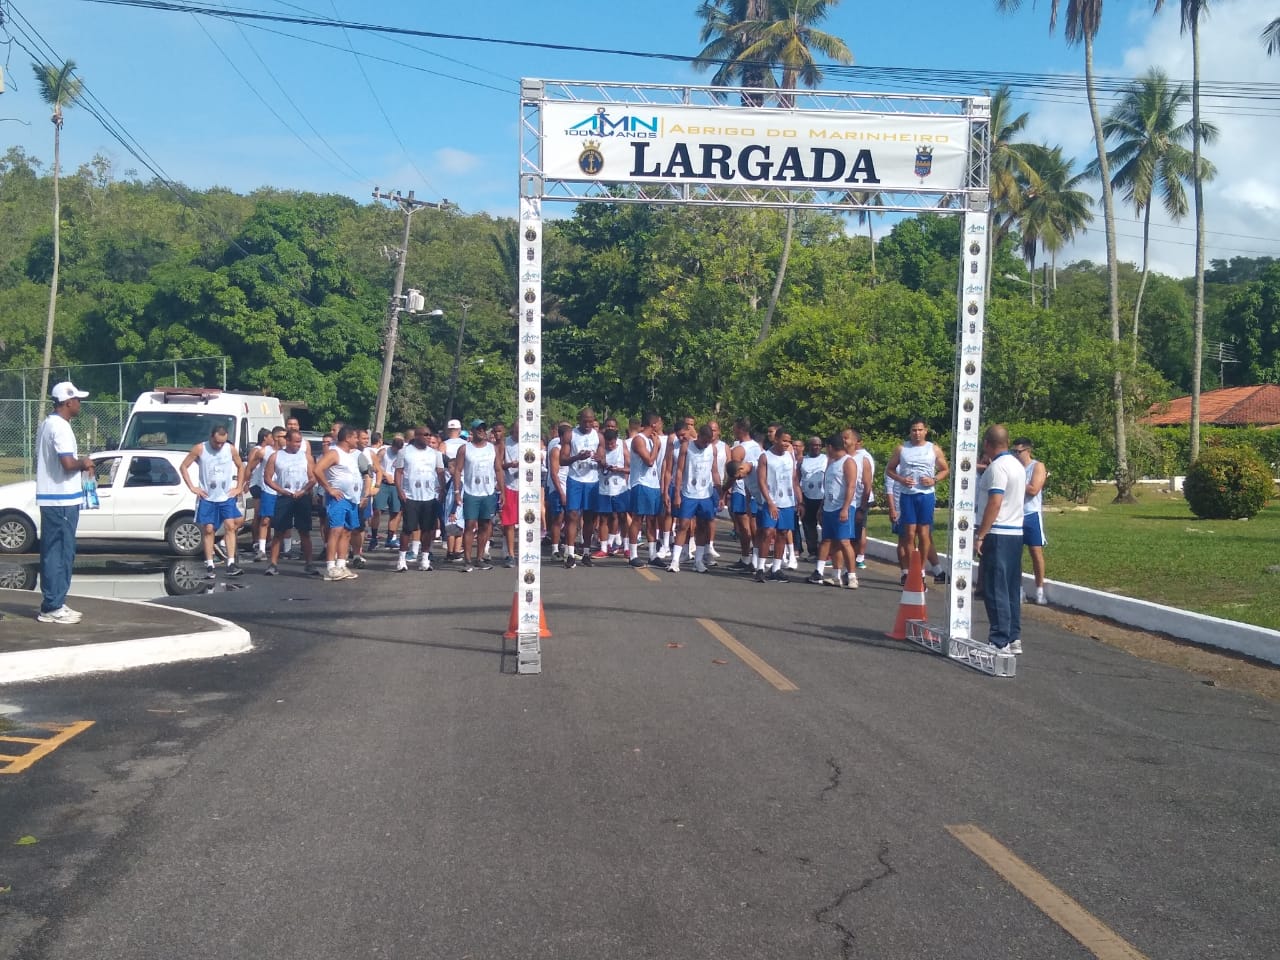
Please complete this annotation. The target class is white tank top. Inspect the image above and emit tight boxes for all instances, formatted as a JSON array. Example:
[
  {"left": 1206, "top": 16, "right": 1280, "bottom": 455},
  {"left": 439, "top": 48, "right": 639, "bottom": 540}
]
[
  {"left": 250, "top": 443, "right": 272, "bottom": 489},
  {"left": 198, "top": 441, "right": 237, "bottom": 503},
  {"left": 823, "top": 454, "right": 851, "bottom": 513},
  {"left": 272, "top": 448, "right": 310, "bottom": 494},
  {"left": 503, "top": 438, "right": 520, "bottom": 489},
  {"left": 629, "top": 433, "right": 661, "bottom": 489},
  {"left": 461, "top": 441, "right": 497, "bottom": 497},
  {"left": 326, "top": 447, "right": 362, "bottom": 501},
  {"left": 599, "top": 442, "right": 628, "bottom": 497},
  {"left": 799, "top": 453, "right": 828, "bottom": 500},
  {"left": 546, "top": 437, "right": 565, "bottom": 490},
  {"left": 1024, "top": 461, "right": 1043, "bottom": 515},
  {"left": 851, "top": 448, "right": 876, "bottom": 505},
  {"left": 763, "top": 449, "right": 797, "bottom": 509},
  {"left": 568, "top": 428, "right": 600, "bottom": 483},
  {"left": 379, "top": 446, "right": 398, "bottom": 479},
  {"left": 898, "top": 441, "right": 936, "bottom": 495},
  {"left": 681, "top": 442, "right": 716, "bottom": 499},
  {"left": 733, "top": 440, "right": 762, "bottom": 497},
  {"left": 398, "top": 444, "right": 443, "bottom": 501}
]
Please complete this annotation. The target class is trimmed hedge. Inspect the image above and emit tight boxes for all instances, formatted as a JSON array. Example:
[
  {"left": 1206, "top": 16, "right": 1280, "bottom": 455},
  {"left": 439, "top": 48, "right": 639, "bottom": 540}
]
[
  {"left": 1141, "top": 425, "right": 1280, "bottom": 478},
  {"left": 1003, "top": 421, "right": 1104, "bottom": 502},
  {"left": 1183, "top": 446, "right": 1274, "bottom": 520}
]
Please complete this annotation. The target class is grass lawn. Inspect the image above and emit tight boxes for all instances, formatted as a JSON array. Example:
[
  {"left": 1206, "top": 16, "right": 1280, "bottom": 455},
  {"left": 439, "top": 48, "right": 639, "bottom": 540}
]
[{"left": 867, "top": 486, "right": 1280, "bottom": 632}]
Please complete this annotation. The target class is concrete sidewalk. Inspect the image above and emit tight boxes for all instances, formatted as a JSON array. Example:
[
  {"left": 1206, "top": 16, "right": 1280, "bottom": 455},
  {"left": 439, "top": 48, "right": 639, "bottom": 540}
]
[{"left": 0, "top": 589, "right": 252, "bottom": 684}]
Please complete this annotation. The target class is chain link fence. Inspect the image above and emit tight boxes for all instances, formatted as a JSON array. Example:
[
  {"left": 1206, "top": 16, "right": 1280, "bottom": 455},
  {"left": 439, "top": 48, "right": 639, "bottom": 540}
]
[{"left": 0, "top": 358, "right": 228, "bottom": 484}]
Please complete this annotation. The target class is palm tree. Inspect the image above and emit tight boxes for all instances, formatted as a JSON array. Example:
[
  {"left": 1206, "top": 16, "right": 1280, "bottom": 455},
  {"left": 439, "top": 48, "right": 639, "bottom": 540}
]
[
  {"left": 1015, "top": 143, "right": 1095, "bottom": 306},
  {"left": 846, "top": 190, "right": 884, "bottom": 282},
  {"left": 1263, "top": 16, "right": 1280, "bottom": 54},
  {"left": 1089, "top": 69, "right": 1216, "bottom": 364},
  {"left": 986, "top": 87, "right": 1036, "bottom": 247},
  {"left": 696, "top": 0, "right": 852, "bottom": 341},
  {"left": 997, "top": 0, "right": 1134, "bottom": 502},
  {"left": 694, "top": 1, "right": 774, "bottom": 105},
  {"left": 1154, "top": 0, "right": 1210, "bottom": 461},
  {"left": 33, "top": 60, "right": 82, "bottom": 407}
]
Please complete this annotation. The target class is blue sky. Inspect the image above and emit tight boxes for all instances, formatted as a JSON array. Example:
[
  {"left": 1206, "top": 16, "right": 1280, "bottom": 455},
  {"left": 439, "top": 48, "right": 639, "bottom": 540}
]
[{"left": 4, "top": 0, "right": 1279, "bottom": 275}]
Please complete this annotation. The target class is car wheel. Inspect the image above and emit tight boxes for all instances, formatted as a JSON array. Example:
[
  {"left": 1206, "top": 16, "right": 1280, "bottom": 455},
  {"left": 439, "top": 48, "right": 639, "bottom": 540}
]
[
  {"left": 0, "top": 512, "right": 36, "bottom": 554},
  {"left": 165, "top": 559, "right": 207, "bottom": 595},
  {"left": 0, "top": 561, "right": 37, "bottom": 589},
  {"left": 166, "top": 515, "right": 203, "bottom": 557}
]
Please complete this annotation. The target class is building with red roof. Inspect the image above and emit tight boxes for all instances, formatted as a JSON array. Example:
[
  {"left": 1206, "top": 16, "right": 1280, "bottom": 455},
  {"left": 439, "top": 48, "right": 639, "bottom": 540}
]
[{"left": 1143, "top": 385, "right": 1280, "bottom": 427}]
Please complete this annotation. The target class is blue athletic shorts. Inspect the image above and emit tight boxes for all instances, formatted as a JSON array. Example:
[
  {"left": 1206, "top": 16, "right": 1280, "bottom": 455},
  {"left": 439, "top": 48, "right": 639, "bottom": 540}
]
[
  {"left": 373, "top": 485, "right": 402, "bottom": 513},
  {"left": 730, "top": 491, "right": 754, "bottom": 516},
  {"left": 597, "top": 492, "right": 629, "bottom": 515},
  {"left": 257, "top": 491, "right": 277, "bottom": 523},
  {"left": 1023, "top": 511, "right": 1047, "bottom": 547},
  {"left": 899, "top": 492, "right": 936, "bottom": 527},
  {"left": 821, "top": 508, "right": 855, "bottom": 541},
  {"left": 630, "top": 485, "right": 660, "bottom": 516},
  {"left": 196, "top": 498, "right": 242, "bottom": 528},
  {"left": 326, "top": 497, "right": 362, "bottom": 531},
  {"left": 676, "top": 495, "right": 717, "bottom": 521},
  {"left": 546, "top": 484, "right": 564, "bottom": 517},
  {"left": 565, "top": 477, "right": 598, "bottom": 513},
  {"left": 757, "top": 505, "right": 796, "bottom": 531}
]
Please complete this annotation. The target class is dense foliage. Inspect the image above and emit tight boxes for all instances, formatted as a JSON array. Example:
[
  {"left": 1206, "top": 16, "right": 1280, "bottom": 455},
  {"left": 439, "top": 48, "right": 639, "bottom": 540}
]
[
  {"left": 1183, "top": 446, "right": 1275, "bottom": 520},
  {"left": 2, "top": 147, "right": 1276, "bottom": 462}
]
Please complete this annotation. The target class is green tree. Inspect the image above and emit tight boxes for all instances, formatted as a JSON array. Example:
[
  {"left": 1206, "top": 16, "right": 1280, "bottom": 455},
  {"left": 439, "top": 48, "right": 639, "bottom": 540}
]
[
  {"left": 1014, "top": 143, "right": 1094, "bottom": 303},
  {"left": 1090, "top": 68, "right": 1215, "bottom": 364},
  {"left": 694, "top": 1, "right": 774, "bottom": 103},
  {"left": 997, "top": 0, "right": 1134, "bottom": 502},
  {"left": 32, "top": 59, "right": 83, "bottom": 406},
  {"left": 1265, "top": 16, "right": 1280, "bottom": 54},
  {"left": 986, "top": 86, "right": 1036, "bottom": 249},
  {"left": 1219, "top": 262, "right": 1280, "bottom": 384}
]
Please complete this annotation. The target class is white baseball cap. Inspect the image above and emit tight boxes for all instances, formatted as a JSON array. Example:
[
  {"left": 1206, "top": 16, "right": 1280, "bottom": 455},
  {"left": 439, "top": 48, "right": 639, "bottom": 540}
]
[
  {"left": 51, "top": 381, "right": 90, "bottom": 403},
  {"left": 446, "top": 418, "right": 462, "bottom": 430}
]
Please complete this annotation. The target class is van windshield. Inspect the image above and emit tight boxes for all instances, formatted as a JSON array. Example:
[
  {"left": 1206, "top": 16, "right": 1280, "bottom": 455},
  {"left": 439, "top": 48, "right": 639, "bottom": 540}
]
[{"left": 122, "top": 412, "right": 236, "bottom": 452}]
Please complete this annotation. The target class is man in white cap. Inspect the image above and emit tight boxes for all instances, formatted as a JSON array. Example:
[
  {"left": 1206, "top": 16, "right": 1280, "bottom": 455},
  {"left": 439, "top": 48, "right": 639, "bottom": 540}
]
[{"left": 35, "top": 382, "right": 95, "bottom": 623}]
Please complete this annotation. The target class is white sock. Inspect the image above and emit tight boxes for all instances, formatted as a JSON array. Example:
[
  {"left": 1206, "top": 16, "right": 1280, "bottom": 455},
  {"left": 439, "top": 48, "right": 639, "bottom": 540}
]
[
  {"left": 629, "top": 543, "right": 638, "bottom": 560},
  {"left": 695, "top": 545, "right": 706, "bottom": 566},
  {"left": 817, "top": 560, "right": 827, "bottom": 576},
  {"left": 669, "top": 552, "right": 680, "bottom": 572},
  {"left": 326, "top": 560, "right": 336, "bottom": 571},
  {"left": 751, "top": 548, "right": 759, "bottom": 566},
  {"left": 257, "top": 538, "right": 266, "bottom": 553},
  {"left": 398, "top": 551, "right": 407, "bottom": 562},
  {"left": 755, "top": 556, "right": 765, "bottom": 571},
  {"left": 648, "top": 542, "right": 657, "bottom": 560},
  {"left": 772, "top": 557, "right": 782, "bottom": 573},
  {"left": 337, "top": 558, "right": 347, "bottom": 569}
]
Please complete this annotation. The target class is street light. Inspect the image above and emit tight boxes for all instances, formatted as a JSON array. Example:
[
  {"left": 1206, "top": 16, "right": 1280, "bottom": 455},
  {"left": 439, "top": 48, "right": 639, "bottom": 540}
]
[
  {"left": 1003, "top": 272, "right": 1042, "bottom": 306},
  {"left": 444, "top": 298, "right": 473, "bottom": 423}
]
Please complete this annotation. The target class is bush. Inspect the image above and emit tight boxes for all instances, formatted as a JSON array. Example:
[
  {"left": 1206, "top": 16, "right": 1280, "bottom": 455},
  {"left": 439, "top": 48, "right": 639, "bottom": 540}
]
[
  {"left": 1183, "top": 446, "right": 1274, "bottom": 520},
  {"left": 1004, "top": 421, "right": 1104, "bottom": 502}
]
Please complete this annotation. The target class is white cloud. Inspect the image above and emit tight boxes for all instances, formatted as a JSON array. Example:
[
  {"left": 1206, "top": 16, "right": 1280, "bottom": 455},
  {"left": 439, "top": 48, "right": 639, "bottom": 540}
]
[
  {"left": 1028, "top": 0, "right": 1280, "bottom": 277},
  {"left": 434, "top": 147, "right": 483, "bottom": 176}
]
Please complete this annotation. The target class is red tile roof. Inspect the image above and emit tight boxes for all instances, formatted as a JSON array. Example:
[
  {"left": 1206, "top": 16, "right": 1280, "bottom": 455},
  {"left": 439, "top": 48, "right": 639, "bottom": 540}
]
[{"left": 1143, "top": 384, "right": 1280, "bottom": 426}]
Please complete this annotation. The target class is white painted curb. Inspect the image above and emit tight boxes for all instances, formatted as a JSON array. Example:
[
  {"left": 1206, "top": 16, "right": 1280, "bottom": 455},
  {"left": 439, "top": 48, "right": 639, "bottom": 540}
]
[
  {"left": 864, "top": 537, "right": 1280, "bottom": 666},
  {"left": 0, "top": 597, "right": 252, "bottom": 684}
]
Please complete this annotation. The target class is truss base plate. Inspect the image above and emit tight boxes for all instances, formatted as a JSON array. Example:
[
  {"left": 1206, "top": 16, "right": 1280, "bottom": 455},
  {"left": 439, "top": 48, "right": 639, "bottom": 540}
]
[
  {"left": 516, "top": 635, "right": 542, "bottom": 675},
  {"left": 906, "top": 620, "right": 948, "bottom": 656},
  {"left": 947, "top": 635, "right": 1017, "bottom": 677}
]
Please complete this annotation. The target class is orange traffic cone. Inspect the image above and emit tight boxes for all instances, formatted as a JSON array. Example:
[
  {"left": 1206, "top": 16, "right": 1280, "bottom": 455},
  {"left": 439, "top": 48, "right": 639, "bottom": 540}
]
[
  {"left": 504, "top": 591, "right": 552, "bottom": 640},
  {"left": 887, "top": 548, "right": 929, "bottom": 640}
]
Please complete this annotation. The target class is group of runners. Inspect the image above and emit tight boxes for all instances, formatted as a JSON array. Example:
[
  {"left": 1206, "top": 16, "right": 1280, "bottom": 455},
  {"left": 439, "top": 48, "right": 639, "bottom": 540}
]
[{"left": 176, "top": 407, "right": 1050, "bottom": 605}]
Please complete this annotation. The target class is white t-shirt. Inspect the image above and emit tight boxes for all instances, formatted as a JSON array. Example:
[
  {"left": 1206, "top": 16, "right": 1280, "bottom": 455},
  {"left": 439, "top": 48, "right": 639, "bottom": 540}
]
[
  {"left": 35, "top": 414, "right": 82, "bottom": 505},
  {"left": 503, "top": 437, "right": 520, "bottom": 490},
  {"left": 977, "top": 452, "right": 1026, "bottom": 536},
  {"left": 396, "top": 444, "right": 444, "bottom": 501},
  {"left": 461, "top": 442, "right": 497, "bottom": 497}
]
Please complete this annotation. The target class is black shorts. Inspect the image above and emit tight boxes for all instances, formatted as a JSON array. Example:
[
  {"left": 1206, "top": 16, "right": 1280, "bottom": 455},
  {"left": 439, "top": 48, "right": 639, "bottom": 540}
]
[
  {"left": 401, "top": 498, "right": 440, "bottom": 536},
  {"left": 272, "top": 494, "right": 314, "bottom": 534}
]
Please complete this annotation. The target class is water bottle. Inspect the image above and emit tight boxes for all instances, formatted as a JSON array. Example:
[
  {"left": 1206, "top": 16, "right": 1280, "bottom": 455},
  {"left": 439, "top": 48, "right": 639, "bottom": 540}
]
[{"left": 82, "top": 474, "right": 100, "bottom": 510}]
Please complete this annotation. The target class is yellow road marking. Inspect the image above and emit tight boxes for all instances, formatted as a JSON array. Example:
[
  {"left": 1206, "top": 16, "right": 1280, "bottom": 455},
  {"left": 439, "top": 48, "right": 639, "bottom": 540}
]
[
  {"left": 635, "top": 566, "right": 660, "bottom": 583},
  {"left": 697, "top": 618, "right": 798, "bottom": 692},
  {"left": 946, "top": 824, "right": 1150, "bottom": 960},
  {"left": 0, "top": 736, "right": 50, "bottom": 745},
  {"left": 0, "top": 721, "right": 95, "bottom": 775}
]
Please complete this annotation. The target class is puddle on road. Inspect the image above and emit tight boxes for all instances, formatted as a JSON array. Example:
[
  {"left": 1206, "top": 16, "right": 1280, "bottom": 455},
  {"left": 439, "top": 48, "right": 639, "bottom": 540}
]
[{"left": 0, "top": 558, "right": 222, "bottom": 600}]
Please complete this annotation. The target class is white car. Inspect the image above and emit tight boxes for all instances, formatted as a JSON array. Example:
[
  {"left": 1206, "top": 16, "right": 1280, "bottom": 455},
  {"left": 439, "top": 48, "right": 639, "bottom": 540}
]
[{"left": 0, "top": 450, "right": 207, "bottom": 556}]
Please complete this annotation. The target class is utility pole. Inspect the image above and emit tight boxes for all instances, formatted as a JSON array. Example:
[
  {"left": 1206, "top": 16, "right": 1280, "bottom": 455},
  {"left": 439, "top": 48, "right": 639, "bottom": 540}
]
[{"left": 372, "top": 187, "right": 444, "bottom": 436}]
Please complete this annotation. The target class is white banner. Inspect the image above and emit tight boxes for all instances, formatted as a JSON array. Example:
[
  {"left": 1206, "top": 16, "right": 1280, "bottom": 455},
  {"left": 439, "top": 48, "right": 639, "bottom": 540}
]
[{"left": 542, "top": 101, "right": 970, "bottom": 193}]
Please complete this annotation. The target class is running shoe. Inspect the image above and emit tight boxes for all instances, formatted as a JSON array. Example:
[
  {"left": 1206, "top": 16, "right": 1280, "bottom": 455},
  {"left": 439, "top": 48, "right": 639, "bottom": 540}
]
[
  {"left": 225, "top": 563, "right": 244, "bottom": 578},
  {"left": 581, "top": 553, "right": 594, "bottom": 567},
  {"left": 629, "top": 557, "right": 647, "bottom": 567},
  {"left": 805, "top": 571, "right": 825, "bottom": 585},
  {"left": 753, "top": 568, "right": 766, "bottom": 583},
  {"left": 1009, "top": 639, "right": 1024, "bottom": 654},
  {"left": 767, "top": 570, "right": 790, "bottom": 583},
  {"left": 855, "top": 559, "right": 867, "bottom": 570},
  {"left": 845, "top": 572, "right": 859, "bottom": 589},
  {"left": 264, "top": 564, "right": 279, "bottom": 576},
  {"left": 351, "top": 554, "right": 367, "bottom": 569},
  {"left": 204, "top": 564, "right": 218, "bottom": 580},
  {"left": 1035, "top": 587, "right": 1048, "bottom": 605},
  {"left": 36, "top": 606, "right": 82, "bottom": 624},
  {"left": 395, "top": 560, "right": 408, "bottom": 572},
  {"left": 591, "top": 550, "right": 608, "bottom": 560}
]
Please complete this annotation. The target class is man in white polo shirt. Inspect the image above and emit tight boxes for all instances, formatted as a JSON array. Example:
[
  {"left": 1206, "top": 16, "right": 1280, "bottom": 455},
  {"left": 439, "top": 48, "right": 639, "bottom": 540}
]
[
  {"left": 35, "top": 382, "right": 95, "bottom": 624},
  {"left": 975, "top": 424, "right": 1027, "bottom": 654}
]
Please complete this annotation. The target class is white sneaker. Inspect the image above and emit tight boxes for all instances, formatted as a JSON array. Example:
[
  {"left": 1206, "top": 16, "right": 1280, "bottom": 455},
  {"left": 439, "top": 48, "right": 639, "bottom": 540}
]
[
  {"left": 845, "top": 572, "right": 859, "bottom": 589},
  {"left": 323, "top": 567, "right": 344, "bottom": 581},
  {"left": 656, "top": 547, "right": 671, "bottom": 560},
  {"left": 419, "top": 559, "right": 431, "bottom": 571},
  {"left": 395, "top": 560, "right": 408, "bottom": 572},
  {"left": 340, "top": 567, "right": 359, "bottom": 580},
  {"left": 1008, "top": 639, "right": 1023, "bottom": 654},
  {"left": 1035, "top": 587, "right": 1048, "bottom": 605},
  {"left": 786, "top": 558, "right": 799, "bottom": 571},
  {"left": 36, "top": 606, "right": 82, "bottom": 624},
  {"left": 707, "top": 544, "right": 720, "bottom": 559}
]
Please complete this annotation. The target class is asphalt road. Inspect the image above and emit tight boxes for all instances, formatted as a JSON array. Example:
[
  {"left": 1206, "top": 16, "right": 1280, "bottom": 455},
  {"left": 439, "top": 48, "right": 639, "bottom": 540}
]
[{"left": 1, "top": 546, "right": 1277, "bottom": 959}]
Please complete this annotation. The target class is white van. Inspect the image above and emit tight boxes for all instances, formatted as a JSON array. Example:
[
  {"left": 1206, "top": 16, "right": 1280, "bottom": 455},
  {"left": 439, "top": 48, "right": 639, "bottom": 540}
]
[{"left": 121, "top": 388, "right": 284, "bottom": 458}]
